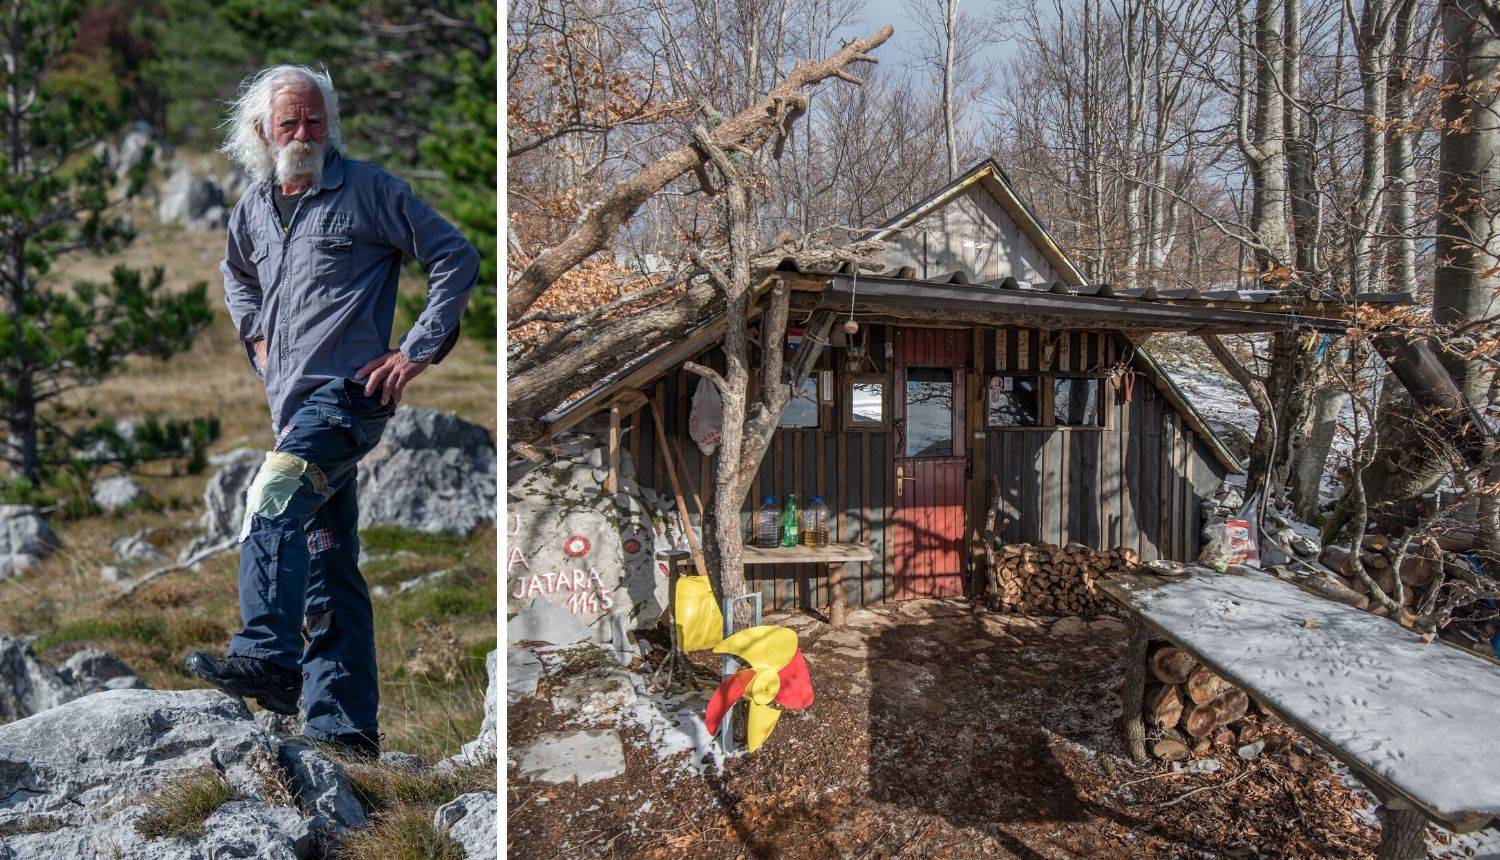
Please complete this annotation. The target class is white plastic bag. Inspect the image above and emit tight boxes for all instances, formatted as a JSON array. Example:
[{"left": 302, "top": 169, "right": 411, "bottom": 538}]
[{"left": 688, "top": 377, "right": 722, "bottom": 456}]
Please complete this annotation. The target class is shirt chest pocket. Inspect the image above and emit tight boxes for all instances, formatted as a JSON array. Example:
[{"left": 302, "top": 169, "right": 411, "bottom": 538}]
[{"left": 306, "top": 234, "right": 355, "bottom": 289}]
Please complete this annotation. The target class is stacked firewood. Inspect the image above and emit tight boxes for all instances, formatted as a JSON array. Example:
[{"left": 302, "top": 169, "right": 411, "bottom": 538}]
[
  {"left": 992, "top": 543, "right": 1141, "bottom": 615},
  {"left": 1316, "top": 534, "right": 1441, "bottom": 619},
  {"left": 1143, "top": 643, "right": 1277, "bottom": 761}
]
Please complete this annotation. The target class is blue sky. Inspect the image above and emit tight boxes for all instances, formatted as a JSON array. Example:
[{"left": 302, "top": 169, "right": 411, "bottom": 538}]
[{"left": 834, "top": 0, "right": 1021, "bottom": 75}]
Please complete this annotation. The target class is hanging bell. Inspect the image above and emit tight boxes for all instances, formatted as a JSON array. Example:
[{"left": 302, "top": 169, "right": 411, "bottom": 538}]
[{"left": 842, "top": 319, "right": 859, "bottom": 336}]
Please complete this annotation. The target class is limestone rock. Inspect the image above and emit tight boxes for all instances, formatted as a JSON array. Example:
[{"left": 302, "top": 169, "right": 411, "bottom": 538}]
[
  {"left": 110, "top": 529, "right": 161, "bottom": 563},
  {"left": 157, "top": 166, "right": 227, "bottom": 231},
  {"left": 506, "top": 597, "right": 595, "bottom": 646},
  {"left": 507, "top": 647, "right": 542, "bottom": 704},
  {"left": 114, "top": 120, "right": 170, "bottom": 184},
  {"left": 507, "top": 436, "right": 671, "bottom": 638},
  {"left": 0, "top": 690, "right": 279, "bottom": 827},
  {"left": 0, "top": 801, "right": 315, "bottom": 860},
  {"left": 455, "top": 650, "right": 497, "bottom": 765},
  {"left": 434, "top": 792, "right": 497, "bottom": 860},
  {"left": 58, "top": 649, "right": 145, "bottom": 695},
  {"left": 277, "top": 740, "right": 366, "bottom": 832},
  {"left": 0, "top": 506, "right": 57, "bottom": 580},
  {"left": 197, "top": 447, "right": 261, "bottom": 543},
  {"left": 92, "top": 476, "right": 142, "bottom": 512},
  {"left": 551, "top": 666, "right": 637, "bottom": 718},
  {"left": 0, "top": 636, "right": 73, "bottom": 721},
  {"left": 1087, "top": 617, "right": 1130, "bottom": 638},
  {"left": 1051, "top": 616, "right": 1090, "bottom": 638},
  {"left": 357, "top": 407, "right": 496, "bottom": 535},
  {"left": 516, "top": 730, "right": 625, "bottom": 785}
]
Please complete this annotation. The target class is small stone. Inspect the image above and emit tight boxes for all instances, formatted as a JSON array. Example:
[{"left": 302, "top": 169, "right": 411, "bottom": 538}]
[
  {"left": 1088, "top": 617, "right": 1130, "bottom": 637},
  {"left": 517, "top": 729, "right": 625, "bottom": 785},
  {"left": 0, "top": 505, "right": 58, "bottom": 580},
  {"left": 1037, "top": 661, "right": 1061, "bottom": 671},
  {"left": 435, "top": 791, "right": 497, "bottom": 859},
  {"left": 58, "top": 648, "right": 144, "bottom": 695},
  {"left": 1236, "top": 740, "right": 1266, "bottom": 761},
  {"left": 1051, "top": 616, "right": 1090, "bottom": 638},
  {"left": 551, "top": 666, "right": 636, "bottom": 718},
  {"left": 379, "top": 751, "right": 427, "bottom": 770},
  {"left": 110, "top": 529, "right": 161, "bottom": 562},
  {"left": 100, "top": 565, "right": 127, "bottom": 583},
  {"left": 91, "top": 475, "right": 143, "bottom": 512}
]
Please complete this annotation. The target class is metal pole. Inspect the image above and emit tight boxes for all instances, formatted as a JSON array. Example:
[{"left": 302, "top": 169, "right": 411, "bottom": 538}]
[{"left": 717, "top": 592, "right": 762, "bottom": 757}]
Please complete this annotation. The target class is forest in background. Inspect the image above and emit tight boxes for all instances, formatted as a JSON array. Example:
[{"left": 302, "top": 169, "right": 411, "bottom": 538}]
[{"left": 508, "top": 0, "right": 1499, "bottom": 626}]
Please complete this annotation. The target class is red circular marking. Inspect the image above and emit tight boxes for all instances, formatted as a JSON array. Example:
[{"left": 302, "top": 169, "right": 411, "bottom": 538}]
[
  {"left": 563, "top": 535, "right": 591, "bottom": 557},
  {"left": 623, "top": 538, "right": 642, "bottom": 554}
]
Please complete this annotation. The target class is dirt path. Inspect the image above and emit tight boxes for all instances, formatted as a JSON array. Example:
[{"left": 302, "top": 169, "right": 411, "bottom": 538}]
[{"left": 509, "top": 597, "right": 1408, "bottom": 858}]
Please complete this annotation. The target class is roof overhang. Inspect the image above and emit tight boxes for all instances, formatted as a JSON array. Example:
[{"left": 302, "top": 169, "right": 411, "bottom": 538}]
[{"left": 820, "top": 276, "right": 1351, "bottom": 336}]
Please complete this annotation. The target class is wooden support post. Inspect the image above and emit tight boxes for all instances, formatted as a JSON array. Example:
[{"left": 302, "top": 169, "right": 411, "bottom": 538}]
[
  {"left": 1122, "top": 620, "right": 1149, "bottom": 762},
  {"left": 1374, "top": 797, "right": 1428, "bottom": 860},
  {"left": 828, "top": 562, "right": 848, "bottom": 627},
  {"left": 606, "top": 403, "right": 621, "bottom": 494}
]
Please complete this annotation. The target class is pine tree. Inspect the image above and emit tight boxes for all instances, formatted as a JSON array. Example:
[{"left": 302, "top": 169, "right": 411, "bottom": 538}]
[{"left": 0, "top": 0, "right": 212, "bottom": 488}]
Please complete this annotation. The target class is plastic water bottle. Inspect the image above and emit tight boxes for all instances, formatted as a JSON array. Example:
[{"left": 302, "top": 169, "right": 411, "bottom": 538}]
[
  {"left": 801, "top": 496, "right": 830, "bottom": 547},
  {"left": 780, "top": 495, "right": 799, "bottom": 547},
  {"left": 755, "top": 497, "right": 779, "bottom": 548}
]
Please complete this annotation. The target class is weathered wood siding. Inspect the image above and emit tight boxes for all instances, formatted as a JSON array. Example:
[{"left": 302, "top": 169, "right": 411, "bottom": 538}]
[
  {"left": 881, "top": 185, "right": 1059, "bottom": 284},
  {"left": 622, "top": 324, "right": 1228, "bottom": 611}
]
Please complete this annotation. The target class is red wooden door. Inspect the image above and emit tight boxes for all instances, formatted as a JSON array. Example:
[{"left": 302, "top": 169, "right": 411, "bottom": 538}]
[{"left": 892, "top": 328, "right": 968, "bottom": 599}]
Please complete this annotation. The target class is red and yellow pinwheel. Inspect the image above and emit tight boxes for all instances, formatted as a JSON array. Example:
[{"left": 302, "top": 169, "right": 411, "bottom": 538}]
[{"left": 704, "top": 625, "right": 814, "bottom": 751}]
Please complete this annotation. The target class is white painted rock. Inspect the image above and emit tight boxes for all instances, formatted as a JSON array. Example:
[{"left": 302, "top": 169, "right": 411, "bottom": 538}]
[
  {"left": 506, "top": 597, "right": 595, "bottom": 646},
  {"left": 516, "top": 729, "right": 625, "bottom": 785},
  {"left": 434, "top": 792, "right": 497, "bottom": 860},
  {"left": 506, "top": 435, "right": 671, "bottom": 639},
  {"left": 0, "top": 505, "right": 57, "bottom": 580},
  {"left": 91, "top": 475, "right": 142, "bottom": 511}
]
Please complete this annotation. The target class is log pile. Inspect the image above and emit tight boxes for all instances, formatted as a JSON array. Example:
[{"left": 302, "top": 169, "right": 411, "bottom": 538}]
[
  {"left": 1142, "top": 643, "right": 1277, "bottom": 761},
  {"left": 992, "top": 543, "right": 1141, "bottom": 616},
  {"left": 1317, "top": 534, "right": 1441, "bottom": 621}
]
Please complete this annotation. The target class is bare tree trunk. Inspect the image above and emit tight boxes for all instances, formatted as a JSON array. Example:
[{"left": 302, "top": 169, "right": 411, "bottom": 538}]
[
  {"left": 942, "top": 0, "right": 960, "bottom": 178},
  {"left": 1289, "top": 348, "right": 1348, "bottom": 520}
]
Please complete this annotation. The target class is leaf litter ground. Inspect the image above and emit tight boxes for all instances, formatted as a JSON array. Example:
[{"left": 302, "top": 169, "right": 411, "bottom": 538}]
[{"left": 508, "top": 596, "right": 1494, "bottom": 858}]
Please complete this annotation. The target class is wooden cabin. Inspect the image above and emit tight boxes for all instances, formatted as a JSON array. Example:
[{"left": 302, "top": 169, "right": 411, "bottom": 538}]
[{"left": 545, "top": 161, "right": 1380, "bottom": 612}]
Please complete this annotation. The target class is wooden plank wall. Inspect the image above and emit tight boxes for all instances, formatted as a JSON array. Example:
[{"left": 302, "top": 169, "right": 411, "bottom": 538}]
[{"left": 622, "top": 324, "right": 1226, "bottom": 611}]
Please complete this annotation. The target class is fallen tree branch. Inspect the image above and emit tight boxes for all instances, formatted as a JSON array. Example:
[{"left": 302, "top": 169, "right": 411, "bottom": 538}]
[
  {"left": 506, "top": 25, "right": 892, "bottom": 321},
  {"left": 116, "top": 537, "right": 237, "bottom": 599}
]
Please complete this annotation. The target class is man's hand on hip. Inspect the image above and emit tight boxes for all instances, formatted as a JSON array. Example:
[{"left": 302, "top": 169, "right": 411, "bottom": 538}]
[
  {"left": 251, "top": 338, "right": 269, "bottom": 374},
  {"left": 356, "top": 349, "right": 432, "bottom": 405}
]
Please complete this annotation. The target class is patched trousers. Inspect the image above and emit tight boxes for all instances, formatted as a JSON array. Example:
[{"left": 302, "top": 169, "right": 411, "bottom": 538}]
[{"left": 229, "top": 377, "right": 393, "bottom": 741}]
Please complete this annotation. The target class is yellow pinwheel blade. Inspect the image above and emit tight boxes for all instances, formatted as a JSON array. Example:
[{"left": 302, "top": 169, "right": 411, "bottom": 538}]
[
  {"left": 674, "top": 575, "right": 723, "bottom": 652},
  {"left": 713, "top": 625, "right": 797, "bottom": 672},
  {"left": 746, "top": 700, "right": 782, "bottom": 752}
]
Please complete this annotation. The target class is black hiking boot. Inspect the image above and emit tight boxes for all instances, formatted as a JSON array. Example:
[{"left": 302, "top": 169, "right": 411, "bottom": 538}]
[
  {"left": 185, "top": 651, "right": 300, "bottom": 716},
  {"left": 315, "top": 730, "right": 381, "bottom": 760}
]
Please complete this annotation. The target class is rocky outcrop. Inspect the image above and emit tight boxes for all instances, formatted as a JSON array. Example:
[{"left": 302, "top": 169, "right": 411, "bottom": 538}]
[
  {"left": 455, "top": 650, "right": 497, "bottom": 765},
  {"left": 358, "top": 407, "right": 497, "bottom": 535},
  {"left": 157, "top": 166, "right": 227, "bottom": 231},
  {"left": 92, "top": 476, "right": 142, "bottom": 512},
  {"left": 507, "top": 433, "right": 676, "bottom": 641},
  {"left": 0, "top": 506, "right": 56, "bottom": 580},
  {"left": 0, "top": 636, "right": 73, "bottom": 721},
  {"left": 110, "top": 528, "right": 162, "bottom": 563},
  {"left": 184, "top": 447, "right": 261, "bottom": 557},
  {"left": 434, "top": 792, "right": 497, "bottom": 860},
  {"left": 57, "top": 649, "right": 145, "bottom": 695},
  {"left": 113, "top": 121, "right": 171, "bottom": 184},
  {"left": 0, "top": 689, "right": 360, "bottom": 858}
]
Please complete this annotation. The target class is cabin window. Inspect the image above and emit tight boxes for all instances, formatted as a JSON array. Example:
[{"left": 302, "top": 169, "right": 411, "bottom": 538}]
[
  {"left": 1052, "top": 377, "right": 1103, "bottom": 427},
  {"left": 842, "top": 374, "right": 889, "bottom": 430},
  {"left": 986, "top": 375, "right": 1039, "bottom": 427},
  {"left": 778, "top": 377, "right": 820, "bottom": 428},
  {"left": 904, "top": 367, "right": 955, "bottom": 457}
]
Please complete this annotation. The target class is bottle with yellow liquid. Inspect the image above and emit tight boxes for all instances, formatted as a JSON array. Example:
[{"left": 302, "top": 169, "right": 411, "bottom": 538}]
[{"left": 800, "top": 496, "right": 830, "bottom": 547}]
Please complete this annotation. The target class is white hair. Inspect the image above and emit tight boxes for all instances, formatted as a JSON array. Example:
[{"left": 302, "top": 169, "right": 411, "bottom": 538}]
[{"left": 221, "top": 65, "right": 345, "bottom": 181}]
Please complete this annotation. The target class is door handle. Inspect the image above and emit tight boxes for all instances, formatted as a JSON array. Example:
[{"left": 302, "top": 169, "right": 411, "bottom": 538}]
[{"left": 896, "top": 465, "right": 905, "bottom": 497}]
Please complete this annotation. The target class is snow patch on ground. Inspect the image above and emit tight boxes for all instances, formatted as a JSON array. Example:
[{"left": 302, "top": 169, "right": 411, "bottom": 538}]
[{"left": 618, "top": 674, "right": 723, "bottom": 777}]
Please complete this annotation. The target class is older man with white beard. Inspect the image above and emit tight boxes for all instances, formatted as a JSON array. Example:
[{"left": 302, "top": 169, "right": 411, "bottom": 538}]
[{"left": 185, "top": 64, "right": 479, "bottom": 757}]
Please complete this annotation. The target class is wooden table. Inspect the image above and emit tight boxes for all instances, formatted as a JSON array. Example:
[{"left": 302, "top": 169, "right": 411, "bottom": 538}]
[
  {"left": 1100, "top": 565, "right": 1500, "bottom": 859},
  {"left": 740, "top": 543, "right": 873, "bottom": 626}
]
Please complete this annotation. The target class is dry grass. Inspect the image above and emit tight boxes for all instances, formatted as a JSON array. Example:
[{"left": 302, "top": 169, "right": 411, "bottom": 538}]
[
  {"left": 0, "top": 213, "right": 497, "bottom": 759},
  {"left": 337, "top": 801, "right": 465, "bottom": 860},
  {"left": 133, "top": 767, "right": 239, "bottom": 840}
]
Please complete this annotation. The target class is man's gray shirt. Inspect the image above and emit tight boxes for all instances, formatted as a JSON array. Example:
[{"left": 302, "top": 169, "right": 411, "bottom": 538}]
[{"left": 220, "top": 150, "right": 480, "bottom": 432}]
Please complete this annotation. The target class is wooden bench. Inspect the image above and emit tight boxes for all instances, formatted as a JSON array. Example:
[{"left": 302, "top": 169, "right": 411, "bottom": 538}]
[
  {"left": 1100, "top": 565, "right": 1500, "bottom": 859},
  {"left": 665, "top": 543, "right": 873, "bottom": 626}
]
